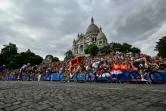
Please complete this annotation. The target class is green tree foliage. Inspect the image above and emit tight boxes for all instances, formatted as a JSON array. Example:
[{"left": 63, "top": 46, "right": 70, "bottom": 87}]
[
  {"left": 53, "top": 57, "right": 60, "bottom": 62},
  {"left": 0, "top": 43, "right": 43, "bottom": 68},
  {"left": 7, "top": 51, "right": 43, "bottom": 69},
  {"left": 110, "top": 42, "right": 141, "bottom": 54},
  {"left": 121, "top": 42, "right": 132, "bottom": 53},
  {"left": 28, "top": 55, "right": 43, "bottom": 66},
  {"left": 100, "top": 45, "right": 112, "bottom": 54},
  {"left": 84, "top": 44, "right": 99, "bottom": 56},
  {"left": 64, "top": 50, "right": 75, "bottom": 61},
  {"left": 110, "top": 42, "right": 122, "bottom": 53},
  {"left": 0, "top": 43, "right": 18, "bottom": 66},
  {"left": 130, "top": 47, "right": 140, "bottom": 54},
  {"left": 155, "top": 36, "right": 166, "bottom": 58},
  {"left": 1, "top": 43, "right": 18, "bottom": 55}
]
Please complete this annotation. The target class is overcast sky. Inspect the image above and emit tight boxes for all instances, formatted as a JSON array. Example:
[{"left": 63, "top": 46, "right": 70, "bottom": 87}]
[{"left": 0, "top": 0, "right": 166, "bottom": 60}]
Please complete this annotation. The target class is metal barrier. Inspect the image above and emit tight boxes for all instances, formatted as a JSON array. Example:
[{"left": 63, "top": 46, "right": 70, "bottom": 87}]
[{"left": 1, "top": 70, "right": 166, "bottom": 83}]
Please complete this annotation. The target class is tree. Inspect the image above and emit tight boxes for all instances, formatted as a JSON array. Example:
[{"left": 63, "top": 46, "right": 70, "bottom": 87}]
[
  {"left": 64, "top": 50, "right": 75, "bottom": 61},
  {"left": 100, "top": 45, "right": 112, "bottom": 54},
  {"left": 110, "top": 42, "right": 122, "bottom": 53},
  {"left": 130, "top": 47, "right": 141, "bottom": 55},
  {"left": 53, "top": 57, "right": 60, "bottom": 62},
  {"left": 121, "top": 42, "right": 132, "bottom": 53},
  {"left": 0, "top": 43, "right": 18, "bottom": 66},
  {"left": 155, "top": 36, "right": 166, "bottom": 58},
  {"left": 6, "top": 50, "right": 43, "bottom": 68},
  {"left": 28, "top": 55, "right": 43, "bottom": 66},
  {"left": 1, "top": 43, "right": 18, "bottom": 55},
  {"left": 84, "top": 44, "right": 99, "bottom": 57},
  {"left": 0, "top": 43, "right": 43, "bottom": 68}
]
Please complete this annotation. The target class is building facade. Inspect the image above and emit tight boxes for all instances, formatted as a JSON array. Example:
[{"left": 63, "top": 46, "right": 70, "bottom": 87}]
[{"left": 72, "top": 17, "right": 109, "bottom": 56}]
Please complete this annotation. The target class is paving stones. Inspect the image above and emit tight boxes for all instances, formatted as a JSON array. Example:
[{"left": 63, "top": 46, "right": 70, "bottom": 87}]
[
  {"left": 0, "top": 81, "right": 166, "bottom": 111},
  {"left": 36, "top": 104, "right": 50, "bottom": 111},
  {"left": 12, "top": 101, "right": 21, "bottom": 105},
  {"left": 54, "top": 104, "right": 63, "bottom": 110},
  {"left": 76, "top": 108, "right": 87, "bottom": 111},
  {"left": 5, "top": 105, "right": 21, "bottom": 111}
]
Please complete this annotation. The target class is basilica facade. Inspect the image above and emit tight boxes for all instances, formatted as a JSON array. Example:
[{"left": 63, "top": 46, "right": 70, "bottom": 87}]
[{"left": 72, "top": 17, "right": 109, "bottom": 56}]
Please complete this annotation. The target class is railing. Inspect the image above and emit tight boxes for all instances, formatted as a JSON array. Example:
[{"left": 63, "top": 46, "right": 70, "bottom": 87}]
[{"left": 0, "top": 70, "right": 166, "bottom": 83}]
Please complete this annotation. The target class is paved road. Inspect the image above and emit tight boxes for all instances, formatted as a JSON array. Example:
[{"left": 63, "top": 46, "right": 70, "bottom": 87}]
[{"left": 0, "top": 81, "right": 166, "bottom": 111}]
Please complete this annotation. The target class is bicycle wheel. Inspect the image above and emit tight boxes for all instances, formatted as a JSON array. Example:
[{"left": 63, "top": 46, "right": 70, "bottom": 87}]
[
  {"left": 85, "top": 72, "right": 95, "bottom": 82},
  {"left": 128, "top": 71, "right": 141, "bottom": 82},
  {"left": 59, "top": 73, "right": 68, "bottom": 82},
  {"left": 101, "top": 73, "right": 112, "bottom": 82},
  {"left": 76, "top": 72, "right": 85, "bottom": 82},
  {"left": 149, "top": 71, "right": 165, "bottom": 84},
  {"left": 97, "top": 74, "right": 102, "bottom": 82}
]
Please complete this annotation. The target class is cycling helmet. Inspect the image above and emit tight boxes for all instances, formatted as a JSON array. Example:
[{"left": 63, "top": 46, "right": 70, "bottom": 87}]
[{"left": 3, "top": 65, "right": 6, "bottom": 67}]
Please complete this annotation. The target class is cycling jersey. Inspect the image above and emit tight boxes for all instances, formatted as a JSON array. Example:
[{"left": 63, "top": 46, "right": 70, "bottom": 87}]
[
  {"left": 134, "top": 57, "right": 147, "bottom": 63},
  {"left": 134, "top": 57, "right": 148, "bottom": 70},
  {"left": 20, "top": 65, "right": 28, "bottom": 73},
  {"left": 92, "top": 61, "right": 100, "bottom": 69},
  {"left": 69, "top": 57, "right": 82, "bottom": 68}
]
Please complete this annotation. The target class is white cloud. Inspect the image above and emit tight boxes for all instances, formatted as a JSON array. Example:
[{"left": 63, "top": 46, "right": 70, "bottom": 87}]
[{"left": 0, "top": 0, "right": 166, "bottom": 61}]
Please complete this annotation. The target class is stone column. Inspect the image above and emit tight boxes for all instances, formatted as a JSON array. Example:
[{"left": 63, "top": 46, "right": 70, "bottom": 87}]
[{"left": 72, "top": 48, "right": 75, "bottom": 55}]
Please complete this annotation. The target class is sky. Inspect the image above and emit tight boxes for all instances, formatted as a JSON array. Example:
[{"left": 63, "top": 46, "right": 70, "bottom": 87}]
[{"left": 0, "top": 0, "right": 166, "bottom": 60}]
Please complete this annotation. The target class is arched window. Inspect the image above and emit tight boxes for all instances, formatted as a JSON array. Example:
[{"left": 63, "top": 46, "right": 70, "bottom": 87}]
[{"left": 80, "top": 45, "right": 83, "bottom": 52}]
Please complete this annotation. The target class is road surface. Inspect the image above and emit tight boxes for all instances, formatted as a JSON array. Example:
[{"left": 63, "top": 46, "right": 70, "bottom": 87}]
[{"left": 0, "top": 81, "right": 166, "bottom": 111}]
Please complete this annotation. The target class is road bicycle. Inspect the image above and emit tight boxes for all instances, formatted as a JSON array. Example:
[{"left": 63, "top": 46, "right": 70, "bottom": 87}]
[
  {"left": 98, "top": 68, "right": 112, "bottom": 83},
  {"left": 84, "top": 70, "right": 95, "bottom": 82},
  {"left": 128, "top": 68, "right": 165, "bottom": 84},
  {"left": 59, "top": 68, "right": 87, "bottom": 82},
  {"left": 144, "top": 68, "right": 165, "bottom": 84}
]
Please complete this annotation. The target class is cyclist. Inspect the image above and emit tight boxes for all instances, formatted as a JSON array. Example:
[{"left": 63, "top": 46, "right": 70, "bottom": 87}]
[
  {"left": 68, "top": 56, "right": 85, "bottom": 82},
  {"left": 18, "top": 63, "right": 31, "bottom": 81},
  {"left": 92, "top": 58, "right": 106, "bottom": 81},
  {"left": 92, "top": 59, "right": 101, "bottom": 73},
  {"left": 134, "top": 55, "right": 149, "bottom": 81}
]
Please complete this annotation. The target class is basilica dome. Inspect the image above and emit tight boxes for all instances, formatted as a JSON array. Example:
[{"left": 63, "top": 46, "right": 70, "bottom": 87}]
[
  {"left": 86, "top": 17, "right": 100, "bottom": 33},
  {"left": 97, "top": 27, "right": 107, "bottom": 40},
  {"left": 86, "top": 24, "right": 100, "bottom": 33}
]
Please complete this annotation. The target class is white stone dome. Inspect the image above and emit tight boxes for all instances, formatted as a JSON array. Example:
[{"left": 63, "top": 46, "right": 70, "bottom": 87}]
[
  {"left": 86, "top": 17, "right": 100, "bottom": 34},
  {"left": 97, "top": 27, "right": 107, "bottom": 40}
]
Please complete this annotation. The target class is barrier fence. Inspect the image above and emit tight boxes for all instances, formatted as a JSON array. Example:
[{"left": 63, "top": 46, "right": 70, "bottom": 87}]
[{"left": 1, "top": 70, "right": 166, "bottom": 83}]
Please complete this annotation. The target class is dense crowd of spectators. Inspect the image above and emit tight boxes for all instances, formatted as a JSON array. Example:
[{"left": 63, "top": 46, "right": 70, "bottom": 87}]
[{"left": 0, "top": 53, "right": 166, "bottom": 81}]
